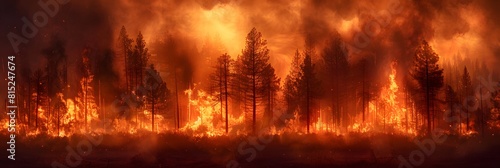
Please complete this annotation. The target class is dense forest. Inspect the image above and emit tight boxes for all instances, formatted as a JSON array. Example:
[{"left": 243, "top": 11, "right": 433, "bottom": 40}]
[{"left": 2, "top": 24, "right": 499, "bottom": 137}]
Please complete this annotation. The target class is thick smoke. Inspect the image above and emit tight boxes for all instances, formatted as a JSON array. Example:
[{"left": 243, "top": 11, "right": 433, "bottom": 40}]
[{"left": 1, "top": 0, "right": 499, "bottom": 89}]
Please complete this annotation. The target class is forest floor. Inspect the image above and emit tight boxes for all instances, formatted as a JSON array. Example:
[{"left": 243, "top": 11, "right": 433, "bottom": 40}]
[{"left": 1, "top": 132, "right": 500, "bottom": 168}]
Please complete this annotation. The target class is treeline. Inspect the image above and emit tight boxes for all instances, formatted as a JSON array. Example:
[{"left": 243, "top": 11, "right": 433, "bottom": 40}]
[
  {"left": 12, "top": 37, "right": 108, "bottom": 135},
  {"left": 206, "top": 28, "right": 500, "bottom": 136},
  {"left": 6, "top": 25, "right": 500, "bottom": 136}
]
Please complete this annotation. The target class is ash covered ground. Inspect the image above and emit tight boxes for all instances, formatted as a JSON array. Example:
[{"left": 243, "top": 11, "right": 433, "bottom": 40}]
[{"left": 1, "top": 132, "right": 499, "bottom": 168}]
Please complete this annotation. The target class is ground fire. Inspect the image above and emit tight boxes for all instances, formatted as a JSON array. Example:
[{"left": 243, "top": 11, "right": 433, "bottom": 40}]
[{"left": 1, "top": 0, "right": 500, "bottom": 167}]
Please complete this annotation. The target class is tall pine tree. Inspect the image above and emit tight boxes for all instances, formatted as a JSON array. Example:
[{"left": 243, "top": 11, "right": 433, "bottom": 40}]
[
  {"left": 411, "top": 40, "right": 444, "bottom": 135},
  {"left": 299, "top": 49, "right": 320, "bottom": 133},
  {"left": 117, "top": 26, "right": 133, "bottom": 92},
  {"left": 239, "top": 28, "right": 271, "bottom": 134},
  {"left": 143, "top": 64, "right": 170, "bottom": 132},
  {"left": 210, "top": 53, "right": 233, "bottom": 133},
  {"left": 461, "top": 66, "right": 472, "bottom": 132},
  {"left": 284, "top": 50, "right": 302, "bottom": 115},
  {"left": 322, "top": 32, "right": 349, "bottom": 130}
]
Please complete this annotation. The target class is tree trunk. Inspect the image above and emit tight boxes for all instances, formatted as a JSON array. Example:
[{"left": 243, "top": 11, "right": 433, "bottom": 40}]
[
  {"left": 426, "top": 59, "right": 431, "bottom": 136},
  {"left": 465, "top": 86, "right": 469, "bottom": 132},
  {"left": 35, "top": 79, "right": 40, "bottom": 130},
  {"left": 152, "top": 95, "right": 155, "bottom": 132},
  {"left": 224, "top": 64, "right": 229, "bottom": 134},
  {"left": 306, "top": 76, "right": 310, "bottom": 134},
  {"left": 57, "top": 108, "right": 60, "bottom": 136},
  {"left": 219, "top": 63, "right": 223, "bottom": 121},
  {"left": 175, "top": 71, "right": 180, "bottom": 130},
  {"left": 84, "top": 77, "right": 88, "bottom": 129},
  {"left": 252, "top": 52, "right": 256, "bottom": 135},
  {"left": 28, "top": 81, "right": 31, "bottom": 128},
  {"left": 362, "top": 64, "right": 365, "bottom": 123}
]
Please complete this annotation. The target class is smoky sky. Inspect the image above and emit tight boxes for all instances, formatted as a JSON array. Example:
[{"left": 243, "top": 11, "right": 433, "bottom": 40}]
[{"left": 1, "top": 0, "right": 499, "bottom": 86}]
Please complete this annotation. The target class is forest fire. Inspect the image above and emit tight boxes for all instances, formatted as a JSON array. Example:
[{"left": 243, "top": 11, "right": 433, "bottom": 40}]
[{"left": 1, "top": 0, "right": 500, "bottom": 167}]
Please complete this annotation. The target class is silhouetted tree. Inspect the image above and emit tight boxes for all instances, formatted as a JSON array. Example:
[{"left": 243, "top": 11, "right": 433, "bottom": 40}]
[
  {"left": 490, "top": 91, "right": 500, "bottom": 130},
  {"left": 284, "top": 50, "right": 302, "bottom": 115},
  {"left": 461, "top": 66, "right": 472, "bottom": 132},
  {"left": 239, "top": 28, "right": 271, "bottom": 134},
  {"left": 322, "top": 32, "right": 349, "bottom": 129},
  {"left": 411, "top": 40, "right": 444, "bottom": 135},
  {"left": 143, "top": 64, "right": 170, "bottom": 132},
  {"left": 33, "top": 68, "right": 46, "bottom": 130},
  {"left": 299, "top": 49, "right": 320, "bottom": 133},
  {"left": 117, "top": 26, "right": 133, "bottom": 91},
  {"left": 79, "top": 47, "right": 96, "bottom": 129},
  {"left": 210, "top": 53, "right": 233, "bottom": 133},
  {"left": 42, "top": 36, "right": 68, "bottom": 131},
  {"left": 231, "top": 55, "right": 245, "bottom": 118},
  {"left": 445, "top": 85, "right": 458, "bottom": 134},
  {"left": 133, "top": 32, "right": 150, "bottom": 89},
  {"left": 262, "top": 64, "right": 280, "bottom": 127},
  {"left": 20, "top": 67, "right": 32, "bottom": 128}
]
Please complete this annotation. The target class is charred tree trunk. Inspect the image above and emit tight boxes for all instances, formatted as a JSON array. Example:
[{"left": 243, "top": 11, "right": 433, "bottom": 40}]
[
  {"left": 362, "top": 63, "right": 365, "bottom": 123},
  {"left": 252, "top": 62, "right": 257, "bottom": 135},
  {"left": 306, "top": 75, "right": 310, "bottom": 134},
  {"left": 28, "top": 81, "right": 31, "bottom": 128},
  {"left": 405, "top": 87, "right": 409, "bottom": 134},
  {"left": 35, "top": 77, "right": 41, "bottom": 130},
  {"left": 84, "top": 77, "right": 88, "bottom": 129},
  {"left": 219, "top": 63, "right": 224, "bottom": 121},
  {"left": 224, "top": 66, "right": 229, "bottom": 134},
  {"left": 465, "top": 86, "right": 469, "bottom": 132},
  {"left": 152, "top": 93, "right": 155, "bottom": 132},
  {"left": 175, "top": 71, "right": 180, "bottom": 130},
  {"left": 57, "top": 107, "right": 60, "bottom": 136},
  {"left": 426, "top": 59, "right": 431, "bottom": 136}
]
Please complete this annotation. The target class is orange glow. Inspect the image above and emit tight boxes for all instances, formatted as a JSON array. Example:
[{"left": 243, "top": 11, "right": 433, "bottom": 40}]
[{"left": 181, "top": 88, "right": 245, "bottom": 137}]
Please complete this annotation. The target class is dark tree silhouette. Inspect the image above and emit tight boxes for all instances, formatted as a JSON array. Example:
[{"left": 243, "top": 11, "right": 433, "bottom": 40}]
[
  {"left": 133, "top": 32, "right": 150, "bottom": 89},
  {"left": 461, "top": 66, "right": 472, "bottom": 132},
  {"left": 210, "top": 53, "right": 233, "bottom": 133},
  {"left": 284, "top": 50, "right": 302, "bottom": 115},
  {"left": 445, "top": 85, "right": 458, "bottom": 134},
  {"left": 117, "top": 26, "right": 133, "bottom": 92},
  {"left": 411, "top": 40, "right": 444, "bottom": 135},
  {"left": 262, "top": 64, "right": 280, "bottom": 127},
  {"left": 42, "top": 37, "right": 68, "bottom": 131},
  {"left": 79, "top": 47, "right": 96, "bottom": 129},
  {"left": 322, "top": 32, "right": 349, "bottom": 130},
  {"left": 299, "top": 49, "right": 320, "bottom": 133},
  {"left": 239, "top": 27, "right": 271, "bottom": 134},
  {"left": 33, "top": 68, "right": 46, "bottom": 130},
  {"left": 143, "top": 64, "right": 170, "bottom": 132}
]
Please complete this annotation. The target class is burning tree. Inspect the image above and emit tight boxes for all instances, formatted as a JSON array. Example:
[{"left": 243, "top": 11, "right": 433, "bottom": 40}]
[
  {"left": 32, "top": 68, "right": 47, "bottom": 130},
  {"left": 285, "top": 48, "right": 321, "bottom": 133},
  {"left": 261, "top": 64, "right": 280, "bottom": 127},
  {"left": 209, "top": 53, "right": 233, "bottom": 133},
  {"left": 445, "top": 85, "right": 459, "bottom": 134},
  {"left": 79, "top": 47, "right": 98, "bottom": 130},
  {"left": 142, "top": 64, "right": 170, "bottom": 132},
  {"left": 322, "top": 32, "right": 349, "bottom": 130},
  {"left": 461, "top": 66, "right": 473, "bottom": 132},
  {"left": 411, "top": 40, "right": 444, "bottom": 135},
  {"left": 299, "top": 49, "right": 321, "bottom": 133},
  {"left": 42, "top": 37, "right": 68, "bottom": 133}
]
